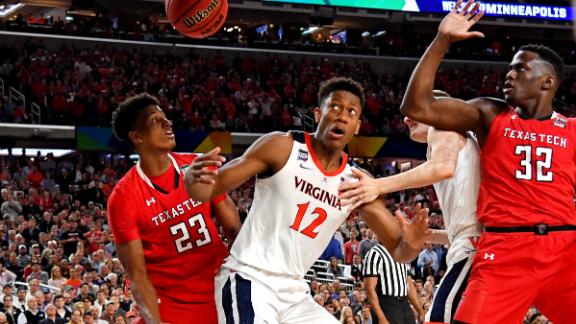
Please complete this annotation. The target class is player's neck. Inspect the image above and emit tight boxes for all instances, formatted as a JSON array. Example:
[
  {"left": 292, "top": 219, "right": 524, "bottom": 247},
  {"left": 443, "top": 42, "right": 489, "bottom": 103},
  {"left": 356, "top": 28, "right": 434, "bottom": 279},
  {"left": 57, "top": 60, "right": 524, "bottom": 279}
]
[
  {"left": 516, "top": 98, "right": 554, "bottom": 120},
  {"left": 138, "top": 151, "right": 172, "bottom": 178},
  {"left": 309, "top": 135, "right": 343, "bottom": 172}
]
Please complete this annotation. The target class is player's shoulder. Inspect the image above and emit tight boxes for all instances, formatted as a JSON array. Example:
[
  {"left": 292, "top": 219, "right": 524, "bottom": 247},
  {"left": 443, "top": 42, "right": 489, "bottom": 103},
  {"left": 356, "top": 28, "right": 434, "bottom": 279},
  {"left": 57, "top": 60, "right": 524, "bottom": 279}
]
[
  {"left": 110, "top": 167, "right": 138, "bottom": 195},
  {"left": 170, "top": 152, "right": 198, "bottom": 166},
  {"left": 249, "top": 131, "right": 294, "bottom": 153}
]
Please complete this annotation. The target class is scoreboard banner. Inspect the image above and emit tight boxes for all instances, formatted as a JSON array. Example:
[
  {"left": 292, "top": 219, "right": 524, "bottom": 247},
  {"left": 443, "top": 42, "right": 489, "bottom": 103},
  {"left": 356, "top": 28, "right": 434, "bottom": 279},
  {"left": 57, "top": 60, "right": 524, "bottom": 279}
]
[{"left": 264, "top": 0, "right": 573, "bottom": 21}]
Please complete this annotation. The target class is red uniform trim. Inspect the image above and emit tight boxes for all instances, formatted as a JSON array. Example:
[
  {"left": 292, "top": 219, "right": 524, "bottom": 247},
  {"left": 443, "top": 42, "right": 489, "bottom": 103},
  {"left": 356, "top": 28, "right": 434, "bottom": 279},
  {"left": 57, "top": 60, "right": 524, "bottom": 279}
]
[{"left": 304, "top": 132, "right": 348, "bottom": 176}]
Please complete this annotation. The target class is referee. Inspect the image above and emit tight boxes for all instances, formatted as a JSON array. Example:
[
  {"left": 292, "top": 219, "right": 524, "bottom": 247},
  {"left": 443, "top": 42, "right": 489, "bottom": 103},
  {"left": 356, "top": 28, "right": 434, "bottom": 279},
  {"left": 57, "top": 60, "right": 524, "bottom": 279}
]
[{"left": 363, "top": 242, "right": 425, "bottom": 324}]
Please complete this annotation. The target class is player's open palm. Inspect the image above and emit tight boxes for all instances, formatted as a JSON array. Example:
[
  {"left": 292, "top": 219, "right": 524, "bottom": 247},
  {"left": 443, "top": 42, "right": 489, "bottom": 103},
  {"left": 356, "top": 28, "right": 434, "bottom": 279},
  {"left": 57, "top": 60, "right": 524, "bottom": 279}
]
[
  {"left": 186, "top": 147, "right": 226, "bottom": 185},
  {"left": 397, "top": 203, "right": 430, "bottom": 250},
  {"left": 438, "top": 0, "right": 485, "bottom": 43},
  {"left": 339, "top": 168, "right": 380, "bottom": 210}
]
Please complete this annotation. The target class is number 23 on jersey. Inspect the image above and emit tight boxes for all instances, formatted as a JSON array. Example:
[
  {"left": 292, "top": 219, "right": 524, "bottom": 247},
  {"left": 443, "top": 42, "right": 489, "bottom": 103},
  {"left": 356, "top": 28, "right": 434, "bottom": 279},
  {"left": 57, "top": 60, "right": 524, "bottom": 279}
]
[{"left": 170, "top": 213, "right": 212, "bottom": 253}]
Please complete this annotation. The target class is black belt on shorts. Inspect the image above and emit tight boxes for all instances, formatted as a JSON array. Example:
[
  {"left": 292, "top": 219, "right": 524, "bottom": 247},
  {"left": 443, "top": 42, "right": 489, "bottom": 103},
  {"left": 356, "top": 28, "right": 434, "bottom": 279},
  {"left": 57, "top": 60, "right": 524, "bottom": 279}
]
[{"left": 484, "top": 224, "right": 576, "bottom": 235}]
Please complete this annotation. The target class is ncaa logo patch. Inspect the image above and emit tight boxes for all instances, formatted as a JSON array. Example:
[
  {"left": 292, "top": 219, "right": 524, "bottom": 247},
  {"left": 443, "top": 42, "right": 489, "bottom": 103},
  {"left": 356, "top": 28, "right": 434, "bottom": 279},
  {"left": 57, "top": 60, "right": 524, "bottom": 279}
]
[
  {"left": 554, "top": 117, "right": 567, "bottom": 129},
  {"left": 297, "top": 149, "right": 309, "bottom": 162}
]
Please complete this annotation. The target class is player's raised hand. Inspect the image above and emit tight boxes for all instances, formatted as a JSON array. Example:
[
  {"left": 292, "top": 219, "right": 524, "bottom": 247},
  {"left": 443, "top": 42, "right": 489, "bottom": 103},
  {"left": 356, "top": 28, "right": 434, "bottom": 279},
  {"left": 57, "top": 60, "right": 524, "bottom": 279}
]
[
  {"left": 438, "top": 0, "right": 484, "bottom": 43},
  {"left": 185, "top": 147, "right": 226, "bottom": 185},
  {"left": 396, "top": 203, "right": 430, "bottom": 250},
  {"left": 339, "top": 168, "right": 381, "bottom": 210}
]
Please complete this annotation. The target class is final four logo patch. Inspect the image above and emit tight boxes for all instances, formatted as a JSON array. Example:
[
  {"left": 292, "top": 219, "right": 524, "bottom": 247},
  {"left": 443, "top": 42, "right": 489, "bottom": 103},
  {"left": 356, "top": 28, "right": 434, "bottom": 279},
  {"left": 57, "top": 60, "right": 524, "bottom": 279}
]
[
  {"left": 554, "top": 117, "right": 567, "bottom": 129},
  {"left": 297, "top": 149, "right": 309, "bottom": 162}
]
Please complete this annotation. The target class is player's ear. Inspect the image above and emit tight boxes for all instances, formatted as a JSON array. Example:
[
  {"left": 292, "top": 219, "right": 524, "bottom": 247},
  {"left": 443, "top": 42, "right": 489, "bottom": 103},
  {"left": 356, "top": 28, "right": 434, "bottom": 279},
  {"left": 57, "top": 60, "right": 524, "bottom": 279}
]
[
  {"left": 354, "top": 122, "right": 360, "bottom": 136},
  {"left": 542, "top": 75, "right": 555, "bottom": 90},
  {"left": 314, "top": 107, "right": 321, "bottom": 123},
  {"left": 128, "top": 131, "right": 143, "bottom": 144}
]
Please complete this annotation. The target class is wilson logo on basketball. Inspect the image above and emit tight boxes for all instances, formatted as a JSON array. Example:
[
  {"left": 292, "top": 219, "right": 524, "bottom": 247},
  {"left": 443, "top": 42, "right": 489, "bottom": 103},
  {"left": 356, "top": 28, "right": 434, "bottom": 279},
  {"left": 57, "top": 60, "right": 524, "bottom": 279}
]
[{"left": 183, "top": 0, "right": 219, "bottom": 28}]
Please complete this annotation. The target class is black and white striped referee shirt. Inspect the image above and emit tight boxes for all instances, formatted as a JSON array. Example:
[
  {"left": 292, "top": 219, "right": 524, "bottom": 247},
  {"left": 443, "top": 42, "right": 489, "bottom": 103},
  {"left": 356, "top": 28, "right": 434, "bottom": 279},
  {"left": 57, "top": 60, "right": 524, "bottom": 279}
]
[{"left": 362, "top": 243, "right": 411, "bottom": 297}]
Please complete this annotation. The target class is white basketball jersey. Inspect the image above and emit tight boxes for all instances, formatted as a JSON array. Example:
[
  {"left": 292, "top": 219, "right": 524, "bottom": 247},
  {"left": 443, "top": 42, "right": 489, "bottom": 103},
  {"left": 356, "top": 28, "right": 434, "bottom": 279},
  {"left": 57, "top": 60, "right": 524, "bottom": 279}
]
[
  {"left": 428, "top": 132, "right": 482, "bottom": 243},
  {"left": 230, "top": 131, "right": 356, "bottom": 279}
]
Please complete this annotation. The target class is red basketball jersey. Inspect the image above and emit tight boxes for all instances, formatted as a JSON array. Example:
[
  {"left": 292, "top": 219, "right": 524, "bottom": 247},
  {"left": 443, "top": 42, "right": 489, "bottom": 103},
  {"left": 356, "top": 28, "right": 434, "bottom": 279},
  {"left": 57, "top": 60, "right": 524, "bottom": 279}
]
[
  {"left": 478, "top": 108, "right": 576, "bottom": 227},
  {"left": 107, "top": 153, "right": 227, "bottom": 304}
]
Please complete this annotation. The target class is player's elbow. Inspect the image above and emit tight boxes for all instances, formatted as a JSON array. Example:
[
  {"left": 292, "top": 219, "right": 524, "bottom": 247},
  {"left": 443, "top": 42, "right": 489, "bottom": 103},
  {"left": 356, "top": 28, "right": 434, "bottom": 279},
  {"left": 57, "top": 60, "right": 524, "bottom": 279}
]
[{"left": 400, "top": 96, "right": 427, "bottom": 120}]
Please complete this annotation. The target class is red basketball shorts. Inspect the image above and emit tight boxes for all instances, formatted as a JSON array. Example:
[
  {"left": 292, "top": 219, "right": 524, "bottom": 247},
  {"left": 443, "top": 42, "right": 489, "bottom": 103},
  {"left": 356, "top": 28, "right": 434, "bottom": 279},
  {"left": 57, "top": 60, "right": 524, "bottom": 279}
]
[{"left": 454, "top": 231, "right": 576, "bottom": 324}]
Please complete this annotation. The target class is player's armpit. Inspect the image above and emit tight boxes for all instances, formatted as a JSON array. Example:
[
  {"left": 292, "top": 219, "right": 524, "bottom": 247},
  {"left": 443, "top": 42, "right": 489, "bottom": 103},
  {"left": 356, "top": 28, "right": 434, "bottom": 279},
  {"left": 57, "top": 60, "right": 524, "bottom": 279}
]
[
  {"left": 213, "top": 195, "right": 241, "bottom": 245},
  {"left": 116, "top": 240, "right": 161, "bottom": 324},
  {"left": 185, "top": 132, "right": 293, "bottom": 202}
]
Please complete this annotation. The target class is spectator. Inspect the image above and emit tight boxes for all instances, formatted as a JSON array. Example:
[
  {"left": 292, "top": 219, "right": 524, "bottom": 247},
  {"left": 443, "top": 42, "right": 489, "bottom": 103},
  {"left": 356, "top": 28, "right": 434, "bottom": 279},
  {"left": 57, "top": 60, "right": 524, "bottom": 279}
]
[
  {"left": 47, "top": 266, "right": 67, "bottom": 290},
  {"left": 38, "top": 304, "right": 65, "bottom": 324},
  {"left": 13, "top": 288, "right": 26, "bottom": 312},
  {"left": 1, "top": 294, "right": 25, "bottom": 324},
  {"left": 350, "top": 254, "right": 363, "bottom": 283},
  {"left": 64, "top": 268, "right": 82, "bottom": 291},
  {"left": 0, "top": 263, "right": 16, "bottom": 287},
  {"left": 417, "top": 243, "right": 439, "bottom": 277},
  {"left": 23, "top": 297, "right": 45, "bottom": 324},
  {"left": 67, "top": 309, "right": 82, "bottom": 324},
  {"left": 1, "top": 189, "right": 21, "bottom": 222},
  {"left": 328, "top": 257, "right": 343, "bottom": 278},
  {"left": 343, "top": 228, "right": 360, "bottom": 265},
  {"left": 358, "top": 229, "right": 377, "bottom": 259},
  {"left": 54, "top": 295, "right": 71, "bottom": 322},
  {"left": 99, "top": 302, "right": 116, "bottom": 324},
  {"left": 26, "top": 260, "right": 49, "bottom": 284}
]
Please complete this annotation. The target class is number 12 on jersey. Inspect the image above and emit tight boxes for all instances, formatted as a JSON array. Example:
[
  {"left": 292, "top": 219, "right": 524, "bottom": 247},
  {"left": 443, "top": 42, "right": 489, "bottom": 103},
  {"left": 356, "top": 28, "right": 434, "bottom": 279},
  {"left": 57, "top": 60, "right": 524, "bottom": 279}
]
[
  {"left": 290, "top": 202, "right": 328, "bottom": 239},
  {"left": 515, "top": 145, "right": 553, "bottom": 182}
]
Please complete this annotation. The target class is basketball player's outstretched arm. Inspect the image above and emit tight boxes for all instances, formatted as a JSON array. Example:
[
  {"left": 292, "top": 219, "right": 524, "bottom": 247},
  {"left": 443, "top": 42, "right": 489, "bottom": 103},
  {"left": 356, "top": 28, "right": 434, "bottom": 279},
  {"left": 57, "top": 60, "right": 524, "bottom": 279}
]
[
  {"left": 360, "top": 200, "right": 429, "bottom": 263},
  {"left": 340, "top": 129, "right": 466, "bottom": 210},
  {"left": 400, "top": 0, "right": 500, "bottom": 137},
  {"left": 184, "top": 132, "right": 292, "bottom": 202}
]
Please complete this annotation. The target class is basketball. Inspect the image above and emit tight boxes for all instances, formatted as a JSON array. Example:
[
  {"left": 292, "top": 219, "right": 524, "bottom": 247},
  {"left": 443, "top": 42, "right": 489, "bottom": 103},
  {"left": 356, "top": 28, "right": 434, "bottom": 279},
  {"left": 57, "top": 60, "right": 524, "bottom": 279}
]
[{"left": 165, "top": 0, "right": 228, "bottom": 39}]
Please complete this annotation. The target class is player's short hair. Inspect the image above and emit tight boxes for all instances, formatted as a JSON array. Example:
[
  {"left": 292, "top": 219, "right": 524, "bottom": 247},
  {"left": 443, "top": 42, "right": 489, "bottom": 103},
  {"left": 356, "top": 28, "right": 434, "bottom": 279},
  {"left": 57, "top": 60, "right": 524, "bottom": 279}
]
[
  {"left": 519, "top": 44, "right": 564, "bottom": 80},
  {"left": 318, "top": 77, "right": 365, "bottom": 111},
  {"left": 111, "top": 93, "right": 159, "bottom": 145}
]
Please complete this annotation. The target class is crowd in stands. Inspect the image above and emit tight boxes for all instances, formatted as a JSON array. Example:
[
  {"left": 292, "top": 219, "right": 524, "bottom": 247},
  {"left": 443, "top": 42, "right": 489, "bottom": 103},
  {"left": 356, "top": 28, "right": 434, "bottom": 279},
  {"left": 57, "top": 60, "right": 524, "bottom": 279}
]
[
  {"left": 0, "top": 42, "right": 574, "bottom": 137},
  {"left": 5, "top": 9, "right": 576, "bottom": 65}
]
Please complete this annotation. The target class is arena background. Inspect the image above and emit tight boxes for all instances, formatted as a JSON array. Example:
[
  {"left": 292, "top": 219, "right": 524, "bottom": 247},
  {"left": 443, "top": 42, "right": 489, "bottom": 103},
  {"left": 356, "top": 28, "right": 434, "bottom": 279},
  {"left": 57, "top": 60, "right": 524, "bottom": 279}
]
[{"left": 0, "top": 0, "right": 573, "bottom": 323}]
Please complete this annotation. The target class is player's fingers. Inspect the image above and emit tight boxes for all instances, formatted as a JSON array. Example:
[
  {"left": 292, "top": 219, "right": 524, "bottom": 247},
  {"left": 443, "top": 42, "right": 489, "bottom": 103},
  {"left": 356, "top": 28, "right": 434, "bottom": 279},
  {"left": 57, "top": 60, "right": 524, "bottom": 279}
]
[
  {"left": 460, "top": 0, "right": 474, "bottom": 15},
  {"left": 339, "top": 186, "right": 362, "bottom": 200},
  {"left": 351, "top": 167, "right": 366, "bottom": 179},
  {"left": 198, "top": 176, "right": 216, "bottom": 184},
  {"left": 451, "top": 0, "right": 463, "bottom": 14},
  {"left": 350, "top": 200, "right": 364, "bottom": 211},
  {"left": 469, "top": 8, "right": 485, "bottom": 25},
  {"left": 338, "top": 181, "right": 361, "bottom": 192},
  {"left": 192, "top": 160, "right": 223, "bottom": 170},
  {"left": 204, "top": 146, "right": 221, "bottom": 158},
  {"left": 414, "top": 202, "right": 422, "bottom": 213},
  {"left": 464, "top": 1, "right": 480, "bottom": 18}
]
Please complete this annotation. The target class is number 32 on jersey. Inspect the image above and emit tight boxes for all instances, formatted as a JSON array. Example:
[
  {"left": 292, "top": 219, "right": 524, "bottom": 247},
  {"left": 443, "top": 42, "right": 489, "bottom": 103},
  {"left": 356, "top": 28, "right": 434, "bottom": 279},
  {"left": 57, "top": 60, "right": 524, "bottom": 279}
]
[{"left": 514, "top": 145, "right": 553, "bottom": 182}]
